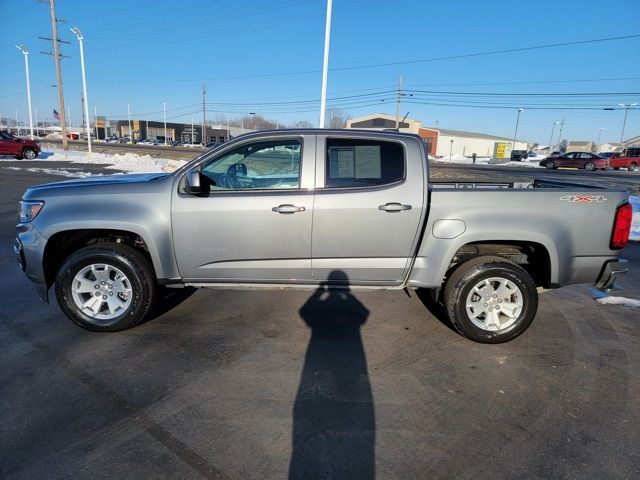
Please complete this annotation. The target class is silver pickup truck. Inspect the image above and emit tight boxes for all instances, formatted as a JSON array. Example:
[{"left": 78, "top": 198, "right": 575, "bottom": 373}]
[{"left": 14, "top": 129, "right": 632, "bottom": 343}]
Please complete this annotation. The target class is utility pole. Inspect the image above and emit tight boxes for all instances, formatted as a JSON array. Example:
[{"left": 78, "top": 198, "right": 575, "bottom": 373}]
[
  {"left": 202, "top": 83, "right": 206, "bottom": 146},
  {"left": 35, "top": 107, "right": 39, "bottom": 137},
  {"left": 94, "top": 105, "right": 98, "bottom": 139},
  {"left": 191, "top": 117, "right": 194, "bottom": 144},
  {"left": 43, "top": 0, "right": 69, "bottom": 149},
  {"left": 395, "top": 75, "right": 403, "bottom": 129}
]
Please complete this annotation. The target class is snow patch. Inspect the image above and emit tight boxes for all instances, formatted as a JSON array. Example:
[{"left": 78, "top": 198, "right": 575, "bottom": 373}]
[
  {"left": 432, "top": 155, "right": 542, "bottom": 168},
  {"left": 1, "top": 149, "right": 187, "bottom": 174},
  {"left": 594, "top": 296, "right": 640, "bottom": 308}
]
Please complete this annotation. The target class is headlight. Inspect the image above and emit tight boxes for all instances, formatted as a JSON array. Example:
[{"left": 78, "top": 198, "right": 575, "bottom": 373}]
[{"left": 19, "top": 201, "right": 44, "bottom": 223}]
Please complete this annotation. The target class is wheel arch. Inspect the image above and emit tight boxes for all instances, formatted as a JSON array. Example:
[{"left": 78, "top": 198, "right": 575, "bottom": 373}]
[
  {"left": 409, "top": 236, "right": 558, "bottom": 289},
  {"left": 43, "top": 228, "right": 161, "bottom": 290},
  {"left": 444, "top": 240, "right": 553, "bottom": 289}
]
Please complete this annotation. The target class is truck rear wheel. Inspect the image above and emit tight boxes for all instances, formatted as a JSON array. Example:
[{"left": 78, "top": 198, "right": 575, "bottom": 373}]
[
  {"left": 55, "top": 242, "right": 157, "bottom": 332},
  {"left": 443, "top": 256, "right": 538, "bottom": 343}
]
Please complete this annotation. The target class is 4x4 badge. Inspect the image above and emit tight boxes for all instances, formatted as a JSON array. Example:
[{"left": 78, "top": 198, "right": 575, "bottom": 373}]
[{"left": 559, "top": 195, "right": 607, "bottom": 203}]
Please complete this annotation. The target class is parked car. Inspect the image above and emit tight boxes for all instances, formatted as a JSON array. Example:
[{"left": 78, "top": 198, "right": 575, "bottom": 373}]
[
  {"left": 14, "top": 129, "right": 631, "bottom": 344},
  {"left": 206, "top": 142, "right": 222, "bottom": 148},
  {"left": 609, "top": 147, "right": 640, "bottom": 171},
  {"left": 0, "top": 130, "right": 41, "bottom": 159},
  {"left": 527, "top": 152, "right": 538, "bottom": 158},
  {"left": 510, "top": 150, "right": 528, "bottom": 161},
  {"left": 539, "top": 152, "right": 609, "bottom": 171}
]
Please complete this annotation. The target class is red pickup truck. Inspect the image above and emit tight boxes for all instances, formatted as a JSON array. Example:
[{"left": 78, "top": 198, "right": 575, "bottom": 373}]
[
  {"left": 609, "top": 147, "right": 640, "bottom": 171},
  {"left": 0, "top": 131, "right": 41, "bottom": 159}
]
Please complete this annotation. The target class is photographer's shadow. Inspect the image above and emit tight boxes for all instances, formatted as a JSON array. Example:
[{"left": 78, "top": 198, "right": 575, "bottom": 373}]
[{"left": 289, "top": 270, "right": 375, "bottom": 480}]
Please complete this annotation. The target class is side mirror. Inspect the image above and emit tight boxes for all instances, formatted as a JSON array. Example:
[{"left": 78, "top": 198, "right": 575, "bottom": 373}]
[{"left": 185, "top": 169, "right": 202, "bottom": 194}]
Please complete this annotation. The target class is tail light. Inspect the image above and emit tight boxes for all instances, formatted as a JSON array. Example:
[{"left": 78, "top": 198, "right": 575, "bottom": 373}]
[{"left": 610, "top": 203, "right": 632, "bottom": 250}]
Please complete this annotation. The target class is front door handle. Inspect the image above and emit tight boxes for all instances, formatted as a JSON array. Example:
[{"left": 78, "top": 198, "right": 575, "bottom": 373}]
[
  {"left": 379, "top": 202, "right": 412, "bottom": 212},
  {"left": 272, "top": 204, "right": 306, "bottom": 214}
]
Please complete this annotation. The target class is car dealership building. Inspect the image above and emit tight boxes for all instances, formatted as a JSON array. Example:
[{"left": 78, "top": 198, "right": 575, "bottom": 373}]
[{"left": 347, "top": 113, "right": 528, "bottom": 157}]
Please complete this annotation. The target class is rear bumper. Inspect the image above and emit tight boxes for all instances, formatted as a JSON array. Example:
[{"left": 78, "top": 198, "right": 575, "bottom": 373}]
[{"left": 594, "top": 259, "right": 628, "bottom": 293}]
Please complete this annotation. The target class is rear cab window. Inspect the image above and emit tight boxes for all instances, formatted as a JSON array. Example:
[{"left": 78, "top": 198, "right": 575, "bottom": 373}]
[{"left": 324, "top": 138, "right": 405, "bottom": 188}]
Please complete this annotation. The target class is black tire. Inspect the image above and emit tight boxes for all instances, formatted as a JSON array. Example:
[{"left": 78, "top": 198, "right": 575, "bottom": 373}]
[
  {"left": 545, "top": 161, "right": 555, "bottom": 169},
  {"left": 584, "top": 161, "right": 596, "bottom": 171},
  {"left": 55, "top": 242, "right": 157, "bottom": 332},
  {"left": 613, "top": 167, "right": 620, "bottom": 170},
  {"left": 22, "top": 148, "right": 38, "bottom": 160},
  {"left": 443, "top": 256, "right": 538, "bottom": 344}
]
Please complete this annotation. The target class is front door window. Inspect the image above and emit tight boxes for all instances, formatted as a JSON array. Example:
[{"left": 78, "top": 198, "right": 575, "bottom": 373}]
[{"left": 202, "top": 139, "right": 301, "bottom": 190}]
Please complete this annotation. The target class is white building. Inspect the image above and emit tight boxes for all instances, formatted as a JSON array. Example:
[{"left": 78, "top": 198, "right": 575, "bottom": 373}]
[{"left": 346, "top": 113, "right": 528, "bottom": 157}]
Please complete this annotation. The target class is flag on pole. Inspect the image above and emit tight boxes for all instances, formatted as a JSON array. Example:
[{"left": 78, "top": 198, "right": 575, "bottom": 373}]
[{"left": 53, "top": 109, "right": 60, "bottom": 121}]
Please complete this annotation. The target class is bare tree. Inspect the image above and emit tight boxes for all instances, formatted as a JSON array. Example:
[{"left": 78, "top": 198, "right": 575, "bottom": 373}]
[
  {"left": 326, "top": 109, "right": 351, "bottom": 128},
  {"left": 291, "top": 120, "right": 314, "bottom": 128},
  {"left": 559, "top": 139, "right": 568, "bottom": 152}
]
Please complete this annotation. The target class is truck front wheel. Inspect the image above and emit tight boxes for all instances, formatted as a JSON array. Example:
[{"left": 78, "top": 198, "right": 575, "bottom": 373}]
[
  {"left": 443, "top": 256, "right": 538, "bottom": 343},
  {"left": 55, "top": 242, "right": 157, "bottom": 332}
]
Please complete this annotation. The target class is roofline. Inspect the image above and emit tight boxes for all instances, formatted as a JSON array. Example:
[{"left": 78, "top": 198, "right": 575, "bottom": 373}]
[{"left": 230, "top": 127, "right": 424, "bottom": 141}]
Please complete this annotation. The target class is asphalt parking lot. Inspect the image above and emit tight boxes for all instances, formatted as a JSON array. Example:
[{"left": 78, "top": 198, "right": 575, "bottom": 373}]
[{"left": 1, "top": 165, "right": 639, "bottom": 479}]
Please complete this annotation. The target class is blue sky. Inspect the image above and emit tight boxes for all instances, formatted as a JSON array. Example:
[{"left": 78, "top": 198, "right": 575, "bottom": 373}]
[{"left": 1, "top": 0, "right": 639, "bottom": 144}]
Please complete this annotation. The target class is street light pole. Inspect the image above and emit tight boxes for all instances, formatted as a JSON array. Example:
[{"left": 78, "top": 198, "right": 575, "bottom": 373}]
[
  {"left": 163, "top": 102, "right": 167, "bottom": 145},
  {"left": 70, "top": 28, "right": 91, "bottom": 153},
  {"left": 597, "top": 128, "right": 604, "bottom": 153},
  {"left": 548, "top": 121, "right": 559, "bottom": 156},
  {"left": 449, "top": 139, "right": 454, "bottom": 163},
  {"left": 94, "top": 105, "right": 98, "bottom": 140},
  {"left": 15, "top": 45, "right": 34, "bottom": 139},
  {"left": 318, "top": 0, "right": 333, "bottom": 128},
  {"left": 618, "top": 103, "right": 637, "bottom": 145},
  {"left": 512, "top": 108, "right": 523, "bottom": 152}
]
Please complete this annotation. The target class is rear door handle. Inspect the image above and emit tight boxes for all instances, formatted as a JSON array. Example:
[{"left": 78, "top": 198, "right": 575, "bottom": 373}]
[
  {"left": 272, "top": 204, "right": 306, "bottom": 214},
  {"left": 379, "top": 202, "right": 412, "bottom": 212}
]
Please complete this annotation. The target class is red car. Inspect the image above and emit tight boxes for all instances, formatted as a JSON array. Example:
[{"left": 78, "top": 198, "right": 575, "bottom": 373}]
[
  {"left": 539, "top": 152, "right": 609, "bottom": 171},
  {"left": 0, "top": 131, "right": 41, "bottom": 159},
  {"left": 609, "top": 147, "right": 639, "bottom": 171}
]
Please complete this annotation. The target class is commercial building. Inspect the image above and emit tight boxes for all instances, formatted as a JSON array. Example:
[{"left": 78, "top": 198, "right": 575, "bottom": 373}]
[
  {"left": 97, "top": 119, "right": 230, "bottom": 144},
  {"left": 566, "top": 141, "right": 593, "bottom": 153},
  {"left": 346, "top": 113, "right": 528, "bottom": 157}
]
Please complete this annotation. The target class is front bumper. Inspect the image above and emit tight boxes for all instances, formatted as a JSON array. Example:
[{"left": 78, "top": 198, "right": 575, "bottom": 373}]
[
  {"left": 594, "top": 259, "right": 628, "bottom": 293},
  {"left": 15, "top": 229, "right": 49, "bottom": 303}
]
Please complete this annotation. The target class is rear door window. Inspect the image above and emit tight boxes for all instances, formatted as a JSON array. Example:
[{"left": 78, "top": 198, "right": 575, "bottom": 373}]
[{"left": 324, "top": 138, "right": 405, "bottom": 188}]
